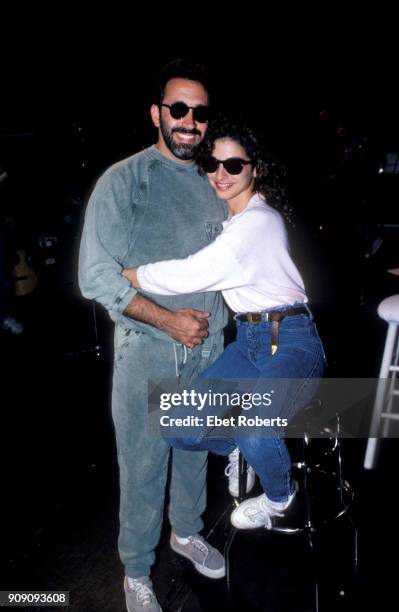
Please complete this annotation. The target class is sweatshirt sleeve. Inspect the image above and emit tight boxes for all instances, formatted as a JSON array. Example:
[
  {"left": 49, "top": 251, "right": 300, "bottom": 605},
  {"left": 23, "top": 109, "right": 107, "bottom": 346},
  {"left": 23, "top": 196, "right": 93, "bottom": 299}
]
[
  {"left": 136, "top": 231, "right": 249, "bottom": 295},
  {"left": 78, "top": 169, "right": 138, "bottom": 313}
]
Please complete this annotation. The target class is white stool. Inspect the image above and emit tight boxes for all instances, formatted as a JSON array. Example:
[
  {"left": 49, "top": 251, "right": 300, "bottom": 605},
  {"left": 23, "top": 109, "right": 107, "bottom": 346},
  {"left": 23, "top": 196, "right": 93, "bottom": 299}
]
[{"left": 364, "top": 294, "right": 399, "bottom": 469}]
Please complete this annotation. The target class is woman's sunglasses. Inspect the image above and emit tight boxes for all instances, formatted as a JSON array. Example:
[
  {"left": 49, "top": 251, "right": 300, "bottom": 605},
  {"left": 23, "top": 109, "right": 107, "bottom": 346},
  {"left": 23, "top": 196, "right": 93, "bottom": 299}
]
[
  {"left": 159, "top": 102, "right": 210, "bottom": 123},
  {"left": 202, "top": 156, "right": 253, "bottom": 175}
]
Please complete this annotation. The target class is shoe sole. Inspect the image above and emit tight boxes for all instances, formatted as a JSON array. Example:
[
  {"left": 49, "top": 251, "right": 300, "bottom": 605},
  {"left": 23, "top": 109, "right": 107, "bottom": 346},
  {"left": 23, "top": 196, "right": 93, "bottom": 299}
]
[{"left": 170, "top": 541, "right": 226, "bottom": 579}]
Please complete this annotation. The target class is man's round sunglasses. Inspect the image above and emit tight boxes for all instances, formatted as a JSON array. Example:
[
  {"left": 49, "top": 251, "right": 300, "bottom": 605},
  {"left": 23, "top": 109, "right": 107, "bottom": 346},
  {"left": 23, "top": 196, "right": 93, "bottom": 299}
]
[
  {"left": 159, "top": 102, "right": 210, "bottom": 123},
  {"left": 202, "top": 156, "right": 253, "bottom": 175}
]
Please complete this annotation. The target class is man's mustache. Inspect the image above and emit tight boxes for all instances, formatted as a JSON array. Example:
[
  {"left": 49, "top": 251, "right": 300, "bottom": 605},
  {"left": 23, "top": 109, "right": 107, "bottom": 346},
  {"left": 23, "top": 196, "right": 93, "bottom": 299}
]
[{"left": 172, "top": 127, "right": 201, "bottom": 137}]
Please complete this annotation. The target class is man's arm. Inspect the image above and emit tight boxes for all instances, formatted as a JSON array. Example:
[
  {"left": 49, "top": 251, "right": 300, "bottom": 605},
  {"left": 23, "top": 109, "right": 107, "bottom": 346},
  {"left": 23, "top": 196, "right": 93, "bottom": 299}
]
[
  {"left": 115, "top": 268, "right": 210, "bottom": 347},
  {"left": 123, "top": 293, "right": 209, "bottom": 348},
  {"left": 79, "top": 169, "right": 209, "bottom": 347}
]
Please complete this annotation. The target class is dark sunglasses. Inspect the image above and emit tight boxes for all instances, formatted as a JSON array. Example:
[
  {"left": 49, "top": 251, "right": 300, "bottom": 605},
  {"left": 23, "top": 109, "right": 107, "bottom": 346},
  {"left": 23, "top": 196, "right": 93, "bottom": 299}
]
[
  {"left": 202, "top": 156, "right": 253, "bottom": 175},
  {"left": 159, "top": 102, "right": 210, "bottom": 123}
]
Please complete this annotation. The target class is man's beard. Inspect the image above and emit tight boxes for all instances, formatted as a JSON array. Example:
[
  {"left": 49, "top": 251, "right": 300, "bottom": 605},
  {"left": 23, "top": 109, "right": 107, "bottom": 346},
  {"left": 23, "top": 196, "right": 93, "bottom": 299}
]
[{"left": 160, "top": 118, "right": 202, "bottom": 160}]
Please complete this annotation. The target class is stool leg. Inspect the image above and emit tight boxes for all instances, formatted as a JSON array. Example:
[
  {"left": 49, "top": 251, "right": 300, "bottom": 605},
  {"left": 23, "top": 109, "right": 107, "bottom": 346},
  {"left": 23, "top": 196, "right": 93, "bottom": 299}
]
[
  {"left": 335, "top": 427, "right": 359, "bottom": 573},
  {"left": 224, "top": 527, "right": 237, "bottom": 590},
  {"left": 237, "top": 451, "right": 248, "bottom": 500},
  {"left": 364, "top": 323, "right": 398, "bottom": 469},
  {"left": 302, "top": 434, "right": 321, "bottom": 612},
  {"left": 314, "top": 583, "right": 320, "bottom": 612},
  {"left": 364, "top": 438, "right": 380, "bottom": 470},
  {"left": 382, "top": 338, "right": 399, "bottom": 437},
  {"left": 335, "top": 415, "right": 346, "bottom": 505},
  {"left": 225, "top": 452, "right": 248, "bottom": 592},
  {"left": 302, "top": 432, "right": 315, "bottom": 543}
]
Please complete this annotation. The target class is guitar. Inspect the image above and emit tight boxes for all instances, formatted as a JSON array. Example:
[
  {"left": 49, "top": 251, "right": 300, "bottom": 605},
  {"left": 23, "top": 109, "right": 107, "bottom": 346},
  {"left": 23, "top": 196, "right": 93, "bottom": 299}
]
[{"left": 12, "top": 250, "right": 38, "bottom": 296}]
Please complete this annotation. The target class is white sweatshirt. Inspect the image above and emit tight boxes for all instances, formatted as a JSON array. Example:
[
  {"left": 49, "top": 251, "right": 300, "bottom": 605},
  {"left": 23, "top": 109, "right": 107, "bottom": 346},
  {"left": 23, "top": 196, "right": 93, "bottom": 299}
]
[{"left": 137, "top": 193, "right": 307, "bottom": 313}]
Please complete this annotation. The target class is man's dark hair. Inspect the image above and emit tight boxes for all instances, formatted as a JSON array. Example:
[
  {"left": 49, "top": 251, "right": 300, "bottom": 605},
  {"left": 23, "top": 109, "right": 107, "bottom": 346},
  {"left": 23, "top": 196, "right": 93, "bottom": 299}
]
[{"left": 155, "top": 59, "right": 211, "bottom": 104}]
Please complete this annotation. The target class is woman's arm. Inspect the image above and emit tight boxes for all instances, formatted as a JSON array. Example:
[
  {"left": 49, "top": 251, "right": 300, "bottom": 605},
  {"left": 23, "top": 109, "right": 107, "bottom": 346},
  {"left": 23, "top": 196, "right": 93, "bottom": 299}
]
[
  {"left": 121, "top": 209, "right": 269, "bottom": 296},
  {"left": 123, "top": 235, "right": 248, "bottom": 296}
]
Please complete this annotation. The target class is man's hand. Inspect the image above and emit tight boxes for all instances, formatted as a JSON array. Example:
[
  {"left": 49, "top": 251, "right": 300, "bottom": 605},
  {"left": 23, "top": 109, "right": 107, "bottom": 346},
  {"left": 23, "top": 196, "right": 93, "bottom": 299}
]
[
  {"left": 160, "top": 308, "right": 209, "bottom": 348},
  {"left": 123, "top": 294, "right": 209, "bottom": 348}
]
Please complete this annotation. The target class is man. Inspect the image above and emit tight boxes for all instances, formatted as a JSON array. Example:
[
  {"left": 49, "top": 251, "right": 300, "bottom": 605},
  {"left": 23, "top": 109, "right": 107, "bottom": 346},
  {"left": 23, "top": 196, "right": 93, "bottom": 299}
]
[{"left": 79, "top": 60, "right": 227, "bottom": 612}]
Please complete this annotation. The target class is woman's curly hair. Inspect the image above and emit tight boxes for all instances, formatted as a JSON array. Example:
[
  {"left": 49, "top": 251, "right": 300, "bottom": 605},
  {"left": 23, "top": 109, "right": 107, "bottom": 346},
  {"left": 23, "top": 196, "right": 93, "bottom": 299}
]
[{"left": 195, "top": 115, "right": 295, "bottom": 226}]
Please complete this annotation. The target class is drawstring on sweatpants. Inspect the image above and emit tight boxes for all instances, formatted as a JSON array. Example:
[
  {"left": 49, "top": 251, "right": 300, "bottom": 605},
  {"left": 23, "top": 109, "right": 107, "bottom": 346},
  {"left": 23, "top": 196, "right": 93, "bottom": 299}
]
[{"left": 173, "top": 343, "right": 188, "bottom": 377}]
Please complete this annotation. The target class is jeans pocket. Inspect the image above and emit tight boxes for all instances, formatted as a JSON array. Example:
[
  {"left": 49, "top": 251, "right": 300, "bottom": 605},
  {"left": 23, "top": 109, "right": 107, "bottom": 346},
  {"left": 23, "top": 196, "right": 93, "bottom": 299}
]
[
  {"left": 280, "top": 314, "right": 313, "bottom": 333},
  {"left": 312, "top": 323, "right": 328, "bottom": 366}
]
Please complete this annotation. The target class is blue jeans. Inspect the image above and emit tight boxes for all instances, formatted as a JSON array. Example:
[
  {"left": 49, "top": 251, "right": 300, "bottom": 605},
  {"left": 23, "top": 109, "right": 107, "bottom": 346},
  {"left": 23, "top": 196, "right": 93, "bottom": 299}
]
[{"left": 166, "top": 305, "right": 326, "bottom": 502}]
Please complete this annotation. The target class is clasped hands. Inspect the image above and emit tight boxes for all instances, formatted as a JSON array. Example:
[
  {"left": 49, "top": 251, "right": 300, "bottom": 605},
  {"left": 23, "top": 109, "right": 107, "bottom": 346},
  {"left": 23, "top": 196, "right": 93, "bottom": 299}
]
[{"left": 122, "top": 267, "right": 209, "bottom": 349}]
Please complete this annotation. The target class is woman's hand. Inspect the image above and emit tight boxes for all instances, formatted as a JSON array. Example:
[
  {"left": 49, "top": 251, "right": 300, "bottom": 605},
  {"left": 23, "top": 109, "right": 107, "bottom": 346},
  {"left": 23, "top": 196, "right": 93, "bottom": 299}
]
[{"left": 122, "top": 267, "right": 140, "bottom": 288}]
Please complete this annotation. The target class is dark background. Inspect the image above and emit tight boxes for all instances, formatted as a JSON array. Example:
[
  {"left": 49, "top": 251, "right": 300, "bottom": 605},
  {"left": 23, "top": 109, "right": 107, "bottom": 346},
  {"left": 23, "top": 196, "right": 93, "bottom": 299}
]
[
  {"left": 1, "top": 18, "right": 399, "bottom": 611},
  {"left": 2, "top": 22, "right": 398, "bottom": 308}
]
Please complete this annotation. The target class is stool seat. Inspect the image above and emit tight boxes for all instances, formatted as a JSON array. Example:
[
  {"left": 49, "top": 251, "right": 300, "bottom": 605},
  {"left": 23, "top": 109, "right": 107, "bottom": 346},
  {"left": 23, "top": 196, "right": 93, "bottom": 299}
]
[{"left": 377, "top": 294, "right": 399, "bottom": 323}]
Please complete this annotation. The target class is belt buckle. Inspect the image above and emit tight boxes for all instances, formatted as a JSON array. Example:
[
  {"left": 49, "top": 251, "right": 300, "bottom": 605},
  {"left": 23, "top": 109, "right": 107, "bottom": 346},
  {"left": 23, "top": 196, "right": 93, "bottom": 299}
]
[{"left": 247, "top": 312, "right": 262, "bottom": 324}]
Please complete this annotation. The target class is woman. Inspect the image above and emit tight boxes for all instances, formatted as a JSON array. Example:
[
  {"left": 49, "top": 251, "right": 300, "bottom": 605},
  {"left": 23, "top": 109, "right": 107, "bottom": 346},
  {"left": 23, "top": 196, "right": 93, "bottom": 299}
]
[{"left": 122, "top": 118, "right": 326, "bottom": 529}]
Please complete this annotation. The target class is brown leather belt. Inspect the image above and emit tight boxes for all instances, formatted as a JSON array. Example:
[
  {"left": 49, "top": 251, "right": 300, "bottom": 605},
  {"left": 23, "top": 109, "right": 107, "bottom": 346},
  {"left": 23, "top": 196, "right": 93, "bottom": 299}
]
[{"left": 236, "top": 307, "right": 308, "bottom": 355}]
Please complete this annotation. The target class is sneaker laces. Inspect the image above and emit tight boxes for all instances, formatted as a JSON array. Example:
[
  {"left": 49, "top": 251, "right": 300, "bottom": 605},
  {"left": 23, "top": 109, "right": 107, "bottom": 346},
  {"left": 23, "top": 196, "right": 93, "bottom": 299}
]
[
  {"left": 224, "top": 448, "right": 240, "bottom": 478},
  {"left": 129, "top": 579, "right": 154, "bottom": 606},
  {"left": 225, "top": 449, "right": 251, "bottom": 480},
  {"left": 188, "top": 535, "right": 209, "bottom": 564},
  {"left": 224, "top": 462, "right": 238, "bottom": 479},
  {"left": 244, "top": 496, "right": 285, "bottom": 530}
]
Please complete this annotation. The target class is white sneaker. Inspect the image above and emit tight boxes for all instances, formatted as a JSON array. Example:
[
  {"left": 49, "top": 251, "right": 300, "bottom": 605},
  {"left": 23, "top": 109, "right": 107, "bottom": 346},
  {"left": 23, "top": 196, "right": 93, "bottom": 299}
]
[
  {"left": 224, "top": 448, "right": 255, "bottom": 497},
  {"left": 124, "top": 576, "right": 162, "bottom": 612},
  {"left": 231, "top": 488, "right": 296, "bottom": 530},
  {"left": 1, "top": 316, "right": 23, "bottom": 334}
]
